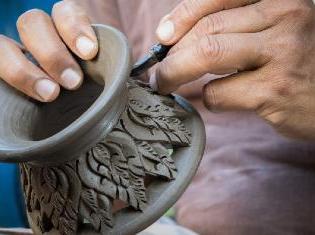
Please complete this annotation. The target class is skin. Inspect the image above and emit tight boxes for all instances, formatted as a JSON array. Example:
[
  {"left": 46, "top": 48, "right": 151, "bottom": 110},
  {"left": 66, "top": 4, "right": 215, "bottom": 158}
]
[
  {"left": 154, "top": 0, "right": 315, "bottom": 140},
  {"left": 0, "top": 0, "right": 98, "bottom": 102},
  {"left": 1, "top": 0, "right": 315, "bottom": 140}
]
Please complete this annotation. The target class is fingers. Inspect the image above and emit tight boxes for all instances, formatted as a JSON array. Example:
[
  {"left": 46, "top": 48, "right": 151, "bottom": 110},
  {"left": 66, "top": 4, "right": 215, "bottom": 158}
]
[
  {"left": 170, "top": 2, "right": 273, "bottom": 53},
  {"left": 0, "top": 36, "right": 60, "bottom": 102},
  {"left": 203, "top": 69, "right": 269, "bottom": 111},
  {"left": 156, "top": 0, "right": 260, "bottom": 44},
  {"left": 154, "top": 33, "right": 270, "bottom": 95},
  {"left": 17, "top": 9, "right": 83, "bottom": 90},
  {"left": 52, "top": 0, "right": 98, "bottom": 60},
  {"left": 1, "top": 1, "right": 97, "bottom": 102}
]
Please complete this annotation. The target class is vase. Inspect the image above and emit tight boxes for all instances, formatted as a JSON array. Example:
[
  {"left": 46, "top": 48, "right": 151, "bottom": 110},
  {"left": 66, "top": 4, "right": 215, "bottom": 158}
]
[{"left": 0, "top": 24, "right": 205, "bottom": 235}]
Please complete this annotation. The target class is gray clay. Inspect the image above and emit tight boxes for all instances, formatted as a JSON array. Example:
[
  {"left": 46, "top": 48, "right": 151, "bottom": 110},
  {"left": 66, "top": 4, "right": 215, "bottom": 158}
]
[{"left": 0, "top": 25, "right": 205, "bottom": 235}]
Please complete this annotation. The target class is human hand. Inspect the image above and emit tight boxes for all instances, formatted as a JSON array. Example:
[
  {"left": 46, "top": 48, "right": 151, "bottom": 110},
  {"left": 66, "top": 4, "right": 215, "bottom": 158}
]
[
  {"left": 0, "top": 0, "right": 98, "bottom": 102},
  {"left": 153, "top": 0, "right": 315, "bottom": 140}
]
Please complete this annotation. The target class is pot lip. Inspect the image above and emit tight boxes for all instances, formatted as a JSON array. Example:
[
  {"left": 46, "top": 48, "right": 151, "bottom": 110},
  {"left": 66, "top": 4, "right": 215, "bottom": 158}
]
[{"left": 0, "top": 24, "right": 131, "bottom": 162}]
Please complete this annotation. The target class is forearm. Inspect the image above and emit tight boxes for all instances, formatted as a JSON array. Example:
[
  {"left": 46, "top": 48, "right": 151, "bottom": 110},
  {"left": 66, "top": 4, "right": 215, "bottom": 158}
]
[{"left": 76, "top": 0, "right": 123, "bottom": 31}]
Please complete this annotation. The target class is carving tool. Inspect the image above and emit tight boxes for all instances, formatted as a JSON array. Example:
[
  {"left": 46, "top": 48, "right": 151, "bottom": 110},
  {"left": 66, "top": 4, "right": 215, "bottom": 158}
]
[{"left": 130, "top": 43, "right": 172, "bottom": 77}]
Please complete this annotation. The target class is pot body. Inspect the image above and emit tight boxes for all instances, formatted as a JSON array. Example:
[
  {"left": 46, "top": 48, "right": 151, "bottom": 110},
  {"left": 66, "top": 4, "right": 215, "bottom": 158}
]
[
  {"left": 0, "top": 25, "right": 205, "bottom": 235},
  {"left": 21, "top": 80, "right": 205, "bottom": 235}
]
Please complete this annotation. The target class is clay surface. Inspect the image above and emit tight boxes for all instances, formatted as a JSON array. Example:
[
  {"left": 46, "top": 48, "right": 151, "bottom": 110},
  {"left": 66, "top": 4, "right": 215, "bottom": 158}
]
[{"left": 0, "top": 25, "right": 205, "bottom": 235}]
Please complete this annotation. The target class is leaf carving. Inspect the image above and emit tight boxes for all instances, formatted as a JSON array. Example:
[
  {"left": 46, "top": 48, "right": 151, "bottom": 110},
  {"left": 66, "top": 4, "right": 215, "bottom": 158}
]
[
  {"left": 20, "top": 163, "right": 81, "bottom": 235},
  {"left": 121, "top": 81, "right": 192, "bottom": 146},
  {"left": 152, "top": 116, "right": 191, "bottom": 146},
  {"left": 20, "top": 80, "right": 192, "bottom": 234},
  {"left": 137, "top": 141, "right": 177, "bottom": 179},
  {"left": 128, "top": 82, "right": 186, "bottom": 118},
  {"left": 106, "top": 131, "right": 146, "bottom": 210},
  {"left": 80, "top": 188, "right": 113, "bottom": 230}
]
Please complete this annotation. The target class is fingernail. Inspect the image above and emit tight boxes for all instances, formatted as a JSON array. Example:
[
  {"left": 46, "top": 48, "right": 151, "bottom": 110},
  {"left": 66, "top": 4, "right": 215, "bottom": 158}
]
[
  {"left": 35, "top": 79, "right": 59, "bottom": 102},
  {"left": 156, "top": 20, "right": 175, "bottom": 42},
  {"left": 60, "top": 68, "right": 82, "bottom": 89},
  {"left": 149, "top": 73, "right": 158, "bottom": 91},
  {"left": 76, "top": 36, "right": 97, "bottom": 58}
]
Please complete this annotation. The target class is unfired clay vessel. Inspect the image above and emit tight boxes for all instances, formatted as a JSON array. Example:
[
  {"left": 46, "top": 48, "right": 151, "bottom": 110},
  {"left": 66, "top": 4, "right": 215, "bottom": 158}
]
[{"left": 0, "top": 25, "right": 205, "bottom": 235}]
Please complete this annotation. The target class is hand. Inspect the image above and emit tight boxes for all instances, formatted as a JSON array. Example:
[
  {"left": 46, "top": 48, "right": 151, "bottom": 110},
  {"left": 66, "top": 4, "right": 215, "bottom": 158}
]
[
  {"left": 0, "top": 0, "right": 98, "bottom": 102},
  {"left": 153, "top": 0, "right": 315, "bottom": 140}
]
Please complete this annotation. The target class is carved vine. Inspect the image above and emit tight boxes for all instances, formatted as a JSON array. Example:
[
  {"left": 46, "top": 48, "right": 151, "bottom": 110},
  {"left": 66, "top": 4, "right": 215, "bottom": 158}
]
[{"left": 20, "top": 80, "right": 191, "bottom": 235}]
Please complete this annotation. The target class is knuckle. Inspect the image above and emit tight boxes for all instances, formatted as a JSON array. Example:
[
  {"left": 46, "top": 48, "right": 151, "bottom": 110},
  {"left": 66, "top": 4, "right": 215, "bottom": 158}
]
[
  {"left": 263, "top": 0, "right": 313, "bottom": 23},
  {"left": 203, "top": 83, "right": 218, "bottom": 109},
  {"left": 284, "top": 35, "right": 303, "bottom": 52},
  {"left": 254, "top": 3, "right": 272, "bottom": 23},
  {"left": 204, "top": 14, "right": 225, "bottom": 34},
  {"left": 17, "top": 9, "right": 47, "bottom": 27},
  {"left": 270, "top": 74, "right": 296, "bottom": 98},
  {"left": 274, "top": 81, "right": 293, "bottom": 98},
  {"left": 270, "top": 0, "right": 313, "bottom": 19},
  {"left": 7, "top": 66, "right": 27, "bottom": 87},
  {"left": 192, "top": 19, "right": 209, "bottom": 38},
  {"left": 181, "top": 0, "right": 201, "bottom": 20},
  {"left": 40, "top": 49, "right": 66, "bottom": 71},
  {"left": 197, "top": 35, "right": 225, "bottom": 61},
  {"left": 286, "top": 35, "right": 303, "bottom": 50},
  {"left": 285, "top": 0, "right": 313, "bottom": 16},
  {"left": 252, "top": 33, "right": 272, "bottom": 65},
  {"left": 273, "top": 33, "right": 303, "bottom": 55}
]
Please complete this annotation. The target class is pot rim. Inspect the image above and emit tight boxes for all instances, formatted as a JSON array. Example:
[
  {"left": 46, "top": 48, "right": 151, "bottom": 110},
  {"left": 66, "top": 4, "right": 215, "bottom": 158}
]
[{"left": 0, "top": 24, "right": 131, "bottom": 163}]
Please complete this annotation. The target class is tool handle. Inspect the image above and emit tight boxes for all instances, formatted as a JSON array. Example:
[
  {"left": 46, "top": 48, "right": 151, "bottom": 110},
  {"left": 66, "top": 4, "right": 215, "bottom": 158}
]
[{"left": 150, "top": 44, "right": 172, "bottom": 62}]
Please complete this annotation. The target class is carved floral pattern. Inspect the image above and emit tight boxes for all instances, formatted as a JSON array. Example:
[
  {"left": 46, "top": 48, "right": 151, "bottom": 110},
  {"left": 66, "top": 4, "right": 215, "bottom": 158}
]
[{"left": 20, "top": 81, "right": 191, "bottom": 235}]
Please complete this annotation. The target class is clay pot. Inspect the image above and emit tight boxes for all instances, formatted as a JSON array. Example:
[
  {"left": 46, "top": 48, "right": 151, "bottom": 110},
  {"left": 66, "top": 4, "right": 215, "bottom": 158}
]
[{"left": 0, "top": 25, "right": 205, "bottom": 235}]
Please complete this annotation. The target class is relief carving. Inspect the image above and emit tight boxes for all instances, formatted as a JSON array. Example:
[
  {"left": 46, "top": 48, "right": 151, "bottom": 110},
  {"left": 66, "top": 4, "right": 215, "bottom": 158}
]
[{"left": 20, "top": 80, "right": 192, "bottom": 235}]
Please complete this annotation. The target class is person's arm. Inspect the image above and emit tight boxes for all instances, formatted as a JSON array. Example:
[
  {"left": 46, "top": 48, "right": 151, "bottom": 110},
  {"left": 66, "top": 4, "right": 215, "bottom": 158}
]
[{"left": 152, "top": 0, "right": 315, "bottom": 140}]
